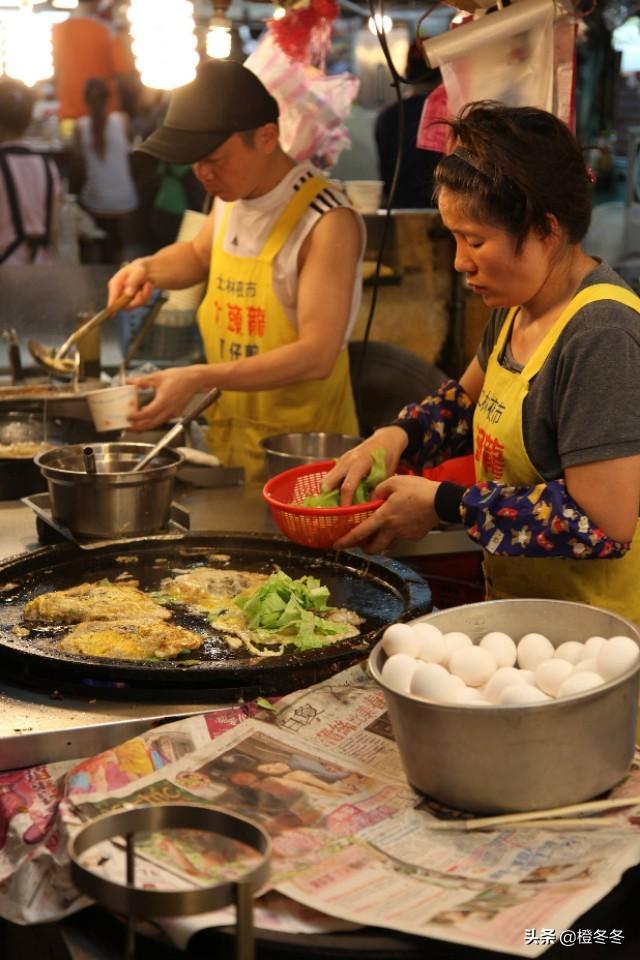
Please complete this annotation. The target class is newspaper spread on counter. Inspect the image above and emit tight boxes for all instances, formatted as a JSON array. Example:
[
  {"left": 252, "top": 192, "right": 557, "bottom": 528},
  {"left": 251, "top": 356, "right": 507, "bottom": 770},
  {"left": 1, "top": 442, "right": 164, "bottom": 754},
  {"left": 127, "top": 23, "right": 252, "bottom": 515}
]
[{"left": 1, "top": 664, "right": 640, "bottom": 956}]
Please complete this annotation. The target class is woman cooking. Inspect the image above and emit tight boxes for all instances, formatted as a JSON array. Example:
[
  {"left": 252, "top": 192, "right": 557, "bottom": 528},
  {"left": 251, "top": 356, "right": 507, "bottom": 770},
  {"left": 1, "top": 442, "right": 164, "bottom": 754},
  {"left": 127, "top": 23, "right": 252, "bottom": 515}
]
[{"left": 325, "top": 101, "right": 640, "bottom": 623}]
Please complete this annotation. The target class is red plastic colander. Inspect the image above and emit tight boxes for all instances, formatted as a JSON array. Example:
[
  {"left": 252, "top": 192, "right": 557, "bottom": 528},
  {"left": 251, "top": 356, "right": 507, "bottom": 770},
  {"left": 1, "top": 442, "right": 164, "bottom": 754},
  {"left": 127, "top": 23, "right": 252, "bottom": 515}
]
[{"left": 262, "top": 460, "right": 383, "bottom": 549}]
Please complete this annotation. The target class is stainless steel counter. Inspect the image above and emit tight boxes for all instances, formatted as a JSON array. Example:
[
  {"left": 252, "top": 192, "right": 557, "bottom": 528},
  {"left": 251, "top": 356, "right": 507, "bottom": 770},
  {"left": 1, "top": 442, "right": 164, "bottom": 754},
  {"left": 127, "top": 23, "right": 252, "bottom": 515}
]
[{"left": 0, "top": 482, "right": 477, "bottom": 769}]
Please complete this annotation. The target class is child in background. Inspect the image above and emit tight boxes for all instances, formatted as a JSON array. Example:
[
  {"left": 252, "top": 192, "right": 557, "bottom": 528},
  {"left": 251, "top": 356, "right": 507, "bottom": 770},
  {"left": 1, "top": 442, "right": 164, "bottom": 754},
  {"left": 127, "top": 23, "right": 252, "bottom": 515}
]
[{"left": 73, "top": 76, "right": 137, "bottom": 263}]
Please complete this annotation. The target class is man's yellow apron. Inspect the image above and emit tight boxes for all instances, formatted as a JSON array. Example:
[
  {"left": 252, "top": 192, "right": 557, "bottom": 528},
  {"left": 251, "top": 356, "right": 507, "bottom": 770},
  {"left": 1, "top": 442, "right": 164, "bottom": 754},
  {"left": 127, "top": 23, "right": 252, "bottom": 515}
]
[
  {"left": 197, "top": 176, "right": 358, "bottom": 484},
  {"left": 474, "top": 283, "right": 640, "bottom": 624}
]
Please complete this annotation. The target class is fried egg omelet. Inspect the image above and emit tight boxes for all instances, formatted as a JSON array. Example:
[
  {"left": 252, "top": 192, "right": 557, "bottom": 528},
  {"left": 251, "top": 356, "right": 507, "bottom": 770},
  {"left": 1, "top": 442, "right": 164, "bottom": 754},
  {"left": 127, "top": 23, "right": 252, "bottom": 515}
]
[
  {"left": 59, "top": 620, "right": 203, "bottom": 661},
  {"left": 158, "top": 567, "right": 268, "bottom": 615},
  {"left": 23, "top": 580, "right": 170, "bottom": 624}
]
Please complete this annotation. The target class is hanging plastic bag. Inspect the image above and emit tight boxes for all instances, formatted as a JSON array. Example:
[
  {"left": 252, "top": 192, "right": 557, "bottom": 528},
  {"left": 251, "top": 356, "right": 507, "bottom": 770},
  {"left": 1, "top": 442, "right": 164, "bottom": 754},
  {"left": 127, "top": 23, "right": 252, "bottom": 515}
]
[
  {"left": 422, "top": 0, "right": 576, "bottom": 127},
  {"left": 244, "top": 32, "right": 358, "bottom": 170}
]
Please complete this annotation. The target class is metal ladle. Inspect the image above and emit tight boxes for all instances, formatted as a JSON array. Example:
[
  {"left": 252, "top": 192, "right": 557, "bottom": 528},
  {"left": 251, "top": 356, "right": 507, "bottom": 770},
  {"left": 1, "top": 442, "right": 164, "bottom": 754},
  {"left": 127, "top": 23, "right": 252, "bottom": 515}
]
[
  {"left": 132, "top": 386, "right": 222, "bottom": 473},
  {"left": 28, "top": 292, "right": 133, "bottom": 378}
]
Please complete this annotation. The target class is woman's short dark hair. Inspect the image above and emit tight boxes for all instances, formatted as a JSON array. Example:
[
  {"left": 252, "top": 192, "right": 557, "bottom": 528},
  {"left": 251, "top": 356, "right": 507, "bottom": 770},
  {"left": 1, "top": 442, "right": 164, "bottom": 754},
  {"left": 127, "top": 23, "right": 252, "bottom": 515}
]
[
  {"left": 0, "top": 78, "right": 35, "bottom": 136},
  {"left": 433, "top": 101, "right": 592, "bottom": 248}
]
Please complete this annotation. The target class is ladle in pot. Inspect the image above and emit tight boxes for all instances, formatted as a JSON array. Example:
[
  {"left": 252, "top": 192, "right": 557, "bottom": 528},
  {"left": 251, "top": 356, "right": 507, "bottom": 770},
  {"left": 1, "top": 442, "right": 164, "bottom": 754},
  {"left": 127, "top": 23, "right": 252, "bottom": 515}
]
[
  {"left": 132, "top": 387, "right": 222, "bottom": 473},
  {"left": 82, "top": 446, "right": 97, "bottom": 474},
  {"left": 28, "top": 292, "right": 133, "bottom": 378}
]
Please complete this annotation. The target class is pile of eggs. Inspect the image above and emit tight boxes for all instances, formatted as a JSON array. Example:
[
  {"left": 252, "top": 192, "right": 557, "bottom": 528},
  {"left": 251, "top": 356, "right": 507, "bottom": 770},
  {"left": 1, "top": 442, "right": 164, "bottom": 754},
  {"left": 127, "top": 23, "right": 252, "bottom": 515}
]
[{"left": 381, "top": 621, "right": 640, "bottom": 707}]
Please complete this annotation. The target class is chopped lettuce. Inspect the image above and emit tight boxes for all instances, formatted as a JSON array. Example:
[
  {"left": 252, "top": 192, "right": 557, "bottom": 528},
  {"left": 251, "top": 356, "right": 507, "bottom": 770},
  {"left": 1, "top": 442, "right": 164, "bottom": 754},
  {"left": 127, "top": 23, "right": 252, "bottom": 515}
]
[
  {"left": 301, "top": 447, "right": 386, "bottom": 508},
  {"left": 234, "top": 571, "right": 345, "bottom": 650}
]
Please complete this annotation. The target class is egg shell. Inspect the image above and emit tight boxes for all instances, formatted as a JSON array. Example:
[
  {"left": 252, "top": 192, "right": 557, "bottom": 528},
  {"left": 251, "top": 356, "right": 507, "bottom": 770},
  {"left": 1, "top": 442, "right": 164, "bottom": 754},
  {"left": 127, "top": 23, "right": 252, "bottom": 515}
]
[
  {"left": 583, "top": 635, "right": 607, "bottom": 659},
  {"left": 412, "top": 621, "right": 444, "bottom": 644},
  {"left": 483, "top": 667, "right": 528, "bottom": 704},
  {"left": 441, "top": 631, "right": 473, "bottom": 666},
  {"left": 534, "top": 658, "right": 573, "bottom": 697},
  {"left": 413, "top": 624, "right": 447, "bottom": 664},
  {"left": 596, "top": 636, "right": 640, "bottom": 682},
  {"left": 557, "top": 671, "right": 604, "bottom": 697},
  {"left": 572, "top": 657, "right": 598, "bottom": 675},
  {"left": 554, "top": 641, "right": 585, "bottom": 665},
  {"left": 519, "top": 669, "right": 536, "bottom": 685},
  {"left": 517, "top": 633, "right": 555, "bottom": 670},
  {"left": 449, "top": 646, "right": 497, "bottom": 687},
  {"left": 455, "top": 685, "right": 490, "bottom": 706},
  {"left": 499, "top": 684, "right": 552, "bottom": 705},
  {"left": 410, "top": 662, "right": 461, "bottom": 703},
  {"left": 381, "top": 653, "right": 418, "bottom": 693},
  {"left": 479, "top": 631, "right": 517, "bottom": 668},
  {"left": 382, "top": 623, "right": 422, "bottom": 658}
]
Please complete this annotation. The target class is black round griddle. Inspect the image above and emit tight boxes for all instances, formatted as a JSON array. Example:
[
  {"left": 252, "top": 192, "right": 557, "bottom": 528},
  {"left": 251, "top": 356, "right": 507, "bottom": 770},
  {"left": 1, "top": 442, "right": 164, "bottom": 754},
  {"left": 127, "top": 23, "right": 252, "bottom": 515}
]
[{"left": 0, "top": 533, "right": 431, "bottom": 701}]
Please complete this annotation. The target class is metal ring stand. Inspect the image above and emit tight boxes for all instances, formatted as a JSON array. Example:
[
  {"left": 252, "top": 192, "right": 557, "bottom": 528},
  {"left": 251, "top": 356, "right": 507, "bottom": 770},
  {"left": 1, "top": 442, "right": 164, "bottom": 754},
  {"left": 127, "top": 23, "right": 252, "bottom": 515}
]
[{"left": 68, "top": 804, "right": 272, "bottom": 960}]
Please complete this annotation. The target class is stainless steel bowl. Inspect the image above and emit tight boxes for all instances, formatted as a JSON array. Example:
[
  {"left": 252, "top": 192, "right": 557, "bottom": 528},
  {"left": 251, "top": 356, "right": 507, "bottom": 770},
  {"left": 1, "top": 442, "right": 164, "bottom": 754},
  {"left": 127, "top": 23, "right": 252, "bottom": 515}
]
[
  {"left": 260, "top": 432, "right": 362, "bottom": 478},
  {"left": 369, "top": 599, "right": 640, "bottom": 813},
  {"left": 36, "top": 442, "right": 184, "bottom": 539}
]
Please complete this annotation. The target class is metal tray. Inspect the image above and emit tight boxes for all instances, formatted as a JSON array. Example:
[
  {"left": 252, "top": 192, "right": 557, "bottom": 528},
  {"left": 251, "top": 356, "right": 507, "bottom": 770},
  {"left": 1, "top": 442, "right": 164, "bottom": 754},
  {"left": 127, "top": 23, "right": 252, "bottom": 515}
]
[{"left": 0, "top": 533, "right": 431, "bottom": 700}]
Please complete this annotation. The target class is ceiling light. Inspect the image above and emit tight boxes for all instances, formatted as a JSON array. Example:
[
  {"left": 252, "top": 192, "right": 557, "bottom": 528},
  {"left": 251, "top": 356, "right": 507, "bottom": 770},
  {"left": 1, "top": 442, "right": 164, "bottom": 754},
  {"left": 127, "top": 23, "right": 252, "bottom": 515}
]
[
  {"left": 368, "top": 13, "right": 392, "bottom": 36},
  {"left": 52, "top": 0, "right": 79, "bottom": 9},
  {"left": 0, "top": 1, "right": 54, "bottom": 85},
  {"left": 128, "top": 0, "right": 198, "bottom": 90},
  {"left": 206, "top": 2, "right": 231, "bottom": 60},
  {"left": 271, "top": 4, "right": 286, "bottom": 20}
]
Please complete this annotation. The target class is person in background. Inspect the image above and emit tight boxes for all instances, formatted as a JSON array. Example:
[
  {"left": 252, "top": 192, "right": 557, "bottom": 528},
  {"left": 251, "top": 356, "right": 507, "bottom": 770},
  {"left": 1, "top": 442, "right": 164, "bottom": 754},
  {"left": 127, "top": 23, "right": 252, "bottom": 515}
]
[
  {"left": 52, "top": 0, "right": 133, "bottom": 122},
  {"left": 374, "top": 41, "right": 442, "bottom": 209},
  {"left": 73, "top": 77, "right": 138, "bottom": 264},
  {"left": 325, "top": 101, "right": 640, "bottom": 623},
  {"left": 107, "top": 59, "right": 364, "bottom": 482},
  {"left": 0, "top": 78, "right": 60, "bottom": 266}
]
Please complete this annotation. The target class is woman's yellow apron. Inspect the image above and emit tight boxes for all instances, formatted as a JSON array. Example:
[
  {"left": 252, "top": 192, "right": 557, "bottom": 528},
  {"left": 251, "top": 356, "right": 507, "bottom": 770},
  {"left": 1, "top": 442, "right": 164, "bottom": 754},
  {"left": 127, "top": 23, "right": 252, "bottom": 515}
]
[
  {"left": 474, "top": 283, "right": 640, "bottom": 623},
  {"left": 197, "top": 176, "right": 358, "bottom": 484}
]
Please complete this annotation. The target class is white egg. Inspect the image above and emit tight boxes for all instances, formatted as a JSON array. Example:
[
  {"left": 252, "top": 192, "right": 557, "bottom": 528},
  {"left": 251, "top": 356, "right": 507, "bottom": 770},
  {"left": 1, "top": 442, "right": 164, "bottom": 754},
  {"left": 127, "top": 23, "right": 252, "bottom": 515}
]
[
  {"left": 382, "top": 623, "right": 422, "bottom": 658},
  {"left": 410, "top": 663, "right": 460, "bottom": 703},
  {"left": 519, "top": 669, "right": 536, "bottom": 685},
  {"left": 517, "top": 633, "right": 555, "bottom": 670},
  {"left": 413, "top": 623, "right": 447, "bottom": 664},
  {"left": 381, "top": 653, "right": 418, "bottom": 693},
  {"left": 534, "top": 658, "right": 573, "bottom": 697},
  {"left": 441, "top": 631, "right": 473, "bottom": 665},
  {"left": 455, "top": 685, "right": 490, "bottom": 706},
  {"left": 499, "top": 684, "right": 551, "bottom": 705},
  {"left": 596, "top": 636, "right": 640, "bottom": 682},
  {"left": 479, "top": 631, "right": 517, "bottom": 668},
  {"left": 557, "top": 671, "right": 604, "bottom": 697},
  {"left": 583, "top": 635, "right": 607, "bottom": 659},
  {"left": 483, "top": 666, "right": 528, "bottom": 704},
  {"left": 449, "top": 646, "right": 497, "bottom": 687},
  {"left": 572, "top": 658, "right": 598, "bottom": 675},
  {"left": 554, "top": 641, "right": 585, "bottom": 665}
]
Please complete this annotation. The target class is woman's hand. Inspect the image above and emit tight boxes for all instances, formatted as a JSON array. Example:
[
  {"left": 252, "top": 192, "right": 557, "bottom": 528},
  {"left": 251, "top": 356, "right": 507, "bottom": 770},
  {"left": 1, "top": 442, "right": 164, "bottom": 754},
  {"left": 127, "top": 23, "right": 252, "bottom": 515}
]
[
  {"left": 127, "top": 366, "right": 209, "bottom": 430},
  {"left": 108, "top": 259, "right": 155, "bottom": 309},
  {"left": 322, "top": 426, "right": 409, "bottom": 506},
  {"left": 333, "top": 476, "right": 441, "bottom": 553}
]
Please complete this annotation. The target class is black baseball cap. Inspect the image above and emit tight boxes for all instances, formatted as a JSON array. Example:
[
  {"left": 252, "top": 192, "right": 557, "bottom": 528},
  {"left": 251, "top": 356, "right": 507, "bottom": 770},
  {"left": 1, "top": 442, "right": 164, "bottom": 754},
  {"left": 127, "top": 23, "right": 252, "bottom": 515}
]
[{"left": 137, "top": 59, "right": 279, "bottom": 164}]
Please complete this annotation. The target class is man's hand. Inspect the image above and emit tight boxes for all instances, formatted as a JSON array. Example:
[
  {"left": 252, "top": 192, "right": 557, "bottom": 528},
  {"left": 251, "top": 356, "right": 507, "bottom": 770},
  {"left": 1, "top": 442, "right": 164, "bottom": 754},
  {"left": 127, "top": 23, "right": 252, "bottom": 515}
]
[
  {"left": 128, "top": 366, "right": 210, "bottom": 430},
  {"left": 333, "top": 476, "right": 441, "bottom": 553},
  {"left": 322, "top": 426, "right": 409, "bottom": 505},
  {"left": 108, "top": 259, "right": 155, "bottom": 309}
]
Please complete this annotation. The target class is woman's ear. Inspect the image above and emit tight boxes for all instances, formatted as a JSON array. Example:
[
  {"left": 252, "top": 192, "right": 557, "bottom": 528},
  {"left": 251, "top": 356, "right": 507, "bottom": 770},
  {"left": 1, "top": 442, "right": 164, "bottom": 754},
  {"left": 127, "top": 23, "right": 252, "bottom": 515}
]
[{"left": 541, "top": 212, "right": 561, "bottom": 243}]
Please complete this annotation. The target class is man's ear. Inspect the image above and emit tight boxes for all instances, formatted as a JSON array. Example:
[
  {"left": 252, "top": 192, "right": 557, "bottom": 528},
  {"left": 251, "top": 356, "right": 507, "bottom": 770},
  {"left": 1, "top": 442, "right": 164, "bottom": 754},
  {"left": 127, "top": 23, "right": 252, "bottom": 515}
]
[{"left": 256, "top": 122, "right": 279, "bottom": 154}]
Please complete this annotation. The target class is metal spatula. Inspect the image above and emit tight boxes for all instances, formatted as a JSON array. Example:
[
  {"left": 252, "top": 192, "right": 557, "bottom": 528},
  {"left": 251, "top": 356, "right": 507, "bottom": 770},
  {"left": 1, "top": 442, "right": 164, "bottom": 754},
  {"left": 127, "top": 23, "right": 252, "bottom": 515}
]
[
  {"left": 28, "top": 293, "right": 133, "bottom": 377},
  {"left": 132, "top": 386, "right": 222, "bottom": 473}
]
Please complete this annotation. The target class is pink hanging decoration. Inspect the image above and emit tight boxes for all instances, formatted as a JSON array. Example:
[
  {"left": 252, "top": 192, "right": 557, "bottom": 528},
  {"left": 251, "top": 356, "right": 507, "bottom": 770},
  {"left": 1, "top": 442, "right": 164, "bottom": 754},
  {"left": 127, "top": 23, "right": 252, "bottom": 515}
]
[{"left": 268, "top": 0, "right": 338, "bottom": 67}]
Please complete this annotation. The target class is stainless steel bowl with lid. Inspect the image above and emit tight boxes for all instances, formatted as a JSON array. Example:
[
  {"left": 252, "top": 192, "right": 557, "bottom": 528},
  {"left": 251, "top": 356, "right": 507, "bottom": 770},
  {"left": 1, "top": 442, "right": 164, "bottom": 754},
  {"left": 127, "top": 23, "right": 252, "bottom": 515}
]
[
  {"left": 369, "top": 598, "right": 640, "bottom": 813},
  {"left": 260, "top": 432, "right": 362, "bottom": 478},
  {"left": 36, "top": 442, "right": 184, "bottom": 539}
]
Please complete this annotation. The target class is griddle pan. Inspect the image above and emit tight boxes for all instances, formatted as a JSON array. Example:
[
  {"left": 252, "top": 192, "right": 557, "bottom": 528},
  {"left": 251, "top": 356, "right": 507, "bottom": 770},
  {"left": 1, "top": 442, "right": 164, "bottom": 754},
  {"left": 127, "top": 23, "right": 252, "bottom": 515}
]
[{"left": 0, "top": 534, "right": 431, "bottom": 701}]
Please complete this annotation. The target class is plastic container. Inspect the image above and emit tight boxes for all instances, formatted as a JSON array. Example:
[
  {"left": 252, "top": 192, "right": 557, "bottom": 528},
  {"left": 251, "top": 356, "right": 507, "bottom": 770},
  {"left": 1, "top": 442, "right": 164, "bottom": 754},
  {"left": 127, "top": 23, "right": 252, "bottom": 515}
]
[{"left": 262, "top": 460, "right": 383, "bottom": 549}]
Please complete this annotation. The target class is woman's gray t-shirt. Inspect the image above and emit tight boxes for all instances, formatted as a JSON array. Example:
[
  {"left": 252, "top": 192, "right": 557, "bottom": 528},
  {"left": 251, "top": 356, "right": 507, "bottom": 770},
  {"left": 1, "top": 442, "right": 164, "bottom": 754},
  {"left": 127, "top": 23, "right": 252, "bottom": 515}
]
[{"left": 476, "top": 262, "right": 640, "bottom": 480}]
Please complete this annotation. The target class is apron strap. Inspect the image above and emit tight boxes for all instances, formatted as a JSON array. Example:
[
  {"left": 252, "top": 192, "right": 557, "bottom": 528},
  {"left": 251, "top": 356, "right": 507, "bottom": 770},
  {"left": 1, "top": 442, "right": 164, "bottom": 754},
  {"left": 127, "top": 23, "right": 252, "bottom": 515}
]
[
  {"left": 523, "top": 283, "right": 640, "bottom": 381},
  {"left": 0, "top": 146, "right": 54, "bottom": 264},
  {"left": 261, "top": 175, "right": 331, "bottom": 262}
]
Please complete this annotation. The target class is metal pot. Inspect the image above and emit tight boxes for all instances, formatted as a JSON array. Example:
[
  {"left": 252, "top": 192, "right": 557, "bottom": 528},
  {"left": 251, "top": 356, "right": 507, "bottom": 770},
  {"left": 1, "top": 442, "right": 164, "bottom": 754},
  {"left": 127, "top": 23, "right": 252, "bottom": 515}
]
[
  {"left": 35, "top": 442, "right": 184, "bottom": 539},
  {"left": 261, "top": 432, "right": 362, "bottom": 478},
  {"left": 369, "top": 599, "right": 640, "bottom": 813},
  {"left": 0, "top": 411, "right": 114, "bottom": 501}
]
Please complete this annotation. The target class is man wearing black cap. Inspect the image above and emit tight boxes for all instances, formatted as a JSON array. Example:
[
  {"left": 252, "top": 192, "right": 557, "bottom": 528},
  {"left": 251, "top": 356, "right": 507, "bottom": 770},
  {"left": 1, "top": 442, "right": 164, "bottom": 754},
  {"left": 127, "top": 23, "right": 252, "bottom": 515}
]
[{"left": 108, "top": 59, "right": 364, "bottom": 482}]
